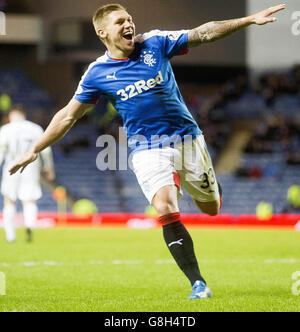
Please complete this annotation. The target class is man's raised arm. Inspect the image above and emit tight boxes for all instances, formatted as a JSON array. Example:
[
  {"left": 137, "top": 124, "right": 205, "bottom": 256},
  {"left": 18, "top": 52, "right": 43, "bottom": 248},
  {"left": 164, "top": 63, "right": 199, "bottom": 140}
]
[
  {"left": 188, "top": 4, "right": 286, "bottom": 48},
  {"left": 9, "top": 99, "right": 92, "bottom": 175}
]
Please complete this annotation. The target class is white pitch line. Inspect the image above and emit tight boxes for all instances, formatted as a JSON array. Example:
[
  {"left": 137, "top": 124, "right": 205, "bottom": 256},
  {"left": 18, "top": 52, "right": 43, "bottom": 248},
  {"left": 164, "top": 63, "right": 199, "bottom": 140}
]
[
  {"left": 0, "top": 258, "right": 299, "bottom": 268},
  {"left": 264, "top": 258, "right": 298, "bottom": 264}
]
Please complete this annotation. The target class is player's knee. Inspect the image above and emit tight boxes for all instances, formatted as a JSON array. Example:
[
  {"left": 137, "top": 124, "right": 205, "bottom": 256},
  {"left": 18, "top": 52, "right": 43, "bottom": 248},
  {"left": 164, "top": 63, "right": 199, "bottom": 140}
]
[
  {"left": 195, "top": 200, "right": 220, "bottom": 217},
  {"left": 154, "top": 200, "right": 178, "bottom": 217},
  {"left": 152, "top": 186, "right": 179, "bottom": 216},
  {"left": 4, "top": 197, "right": 16, "bottom": 207},
  {"left": 22, "top": 200, "right": 37, "bottom": 208},
  {"left": 205, "top": 208, "right": 220, "bottom": 217},
  {"left": 205, "top": 203, "right": 220, "bottom": 217}
]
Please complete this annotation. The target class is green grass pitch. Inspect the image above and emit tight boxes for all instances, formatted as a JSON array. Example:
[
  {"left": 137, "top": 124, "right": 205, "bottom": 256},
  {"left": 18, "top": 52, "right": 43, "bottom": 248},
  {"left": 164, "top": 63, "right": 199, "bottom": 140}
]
[{"left": 0, "top": 227, "right": 299, "bottom": 312}]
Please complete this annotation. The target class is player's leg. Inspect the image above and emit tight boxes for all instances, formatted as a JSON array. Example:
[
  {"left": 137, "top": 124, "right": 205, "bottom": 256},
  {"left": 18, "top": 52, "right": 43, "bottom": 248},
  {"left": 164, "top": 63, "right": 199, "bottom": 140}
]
[
  {"left": 3, "top": 197, "right": 17, "bottom": 243},
  {"left": 151, "top": 184, "right": 179, "bottom": 216},
  {"left": 193, "top": 182, "right": 223, "bottom": 216},
  {"left": 22, "top": 200, "right": 38, "bottom": 242},
  {"left": 132, "top": 148, "right": 210, "bottom": 298},
  {"left": 1, "top": 175, "right": 19, "bottom": 242},
  {"left": 180, "top": 135, "right": 222, "bottom": 217},
  {"left": 19, "top": 174, "right": 42, "bottom": 242},
  {"left": 152, "top": 185, "right": 207, "bottom": 288}
]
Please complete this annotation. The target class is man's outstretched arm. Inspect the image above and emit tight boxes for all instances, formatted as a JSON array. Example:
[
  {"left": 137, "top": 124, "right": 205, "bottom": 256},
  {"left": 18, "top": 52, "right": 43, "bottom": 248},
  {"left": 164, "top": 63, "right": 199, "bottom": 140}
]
[
  {"left": 188, "top": 4, "right": 286, "bottom": 47},
  {"left": 9, "top": 99, "right": 92, "bottom": 175}
]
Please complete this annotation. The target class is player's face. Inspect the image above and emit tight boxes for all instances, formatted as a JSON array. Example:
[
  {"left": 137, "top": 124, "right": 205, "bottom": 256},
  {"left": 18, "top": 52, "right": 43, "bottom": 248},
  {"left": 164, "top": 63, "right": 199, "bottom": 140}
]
[{"left": 103, "top": 10, "right": 136, "bottom": 56}]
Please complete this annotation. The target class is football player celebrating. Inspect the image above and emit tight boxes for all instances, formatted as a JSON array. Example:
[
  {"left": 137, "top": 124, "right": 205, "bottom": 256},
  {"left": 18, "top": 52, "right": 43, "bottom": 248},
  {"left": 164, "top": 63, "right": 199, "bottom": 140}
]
[{"left": 9, "top": 3, "right": 285, "bottom": 299}]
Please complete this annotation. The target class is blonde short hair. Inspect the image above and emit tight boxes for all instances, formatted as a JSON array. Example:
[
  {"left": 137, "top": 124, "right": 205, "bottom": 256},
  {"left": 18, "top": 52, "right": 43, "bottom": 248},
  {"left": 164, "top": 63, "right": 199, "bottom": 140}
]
[{"left": 93, "top": 3, "right": 127, "bottom": 31}]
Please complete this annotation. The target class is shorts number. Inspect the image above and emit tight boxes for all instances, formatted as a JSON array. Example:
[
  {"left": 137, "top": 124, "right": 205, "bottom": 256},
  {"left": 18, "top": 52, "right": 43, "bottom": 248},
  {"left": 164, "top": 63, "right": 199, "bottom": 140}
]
[
  {"left": 200, "top": 173, "right": 210, "bottom": 189},
  {"left": 200, "top": 168, "right": 215, "bottom": 189},
  {"left": 208, "top": 168, "right": 216, "bottom": 185}
]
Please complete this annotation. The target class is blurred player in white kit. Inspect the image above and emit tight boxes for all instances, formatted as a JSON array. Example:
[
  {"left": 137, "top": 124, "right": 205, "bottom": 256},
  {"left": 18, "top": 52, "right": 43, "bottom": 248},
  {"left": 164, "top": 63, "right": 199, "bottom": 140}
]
[{"left": 0, "top": 106, "right": 55, "bottom": 242}]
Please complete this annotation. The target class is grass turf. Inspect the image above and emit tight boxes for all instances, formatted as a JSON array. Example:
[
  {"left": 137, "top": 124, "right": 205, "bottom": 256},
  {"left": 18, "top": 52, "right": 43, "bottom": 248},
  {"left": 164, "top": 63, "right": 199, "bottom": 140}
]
[{"left": 0, "top": 227, "right": 299, "bottom": 312}]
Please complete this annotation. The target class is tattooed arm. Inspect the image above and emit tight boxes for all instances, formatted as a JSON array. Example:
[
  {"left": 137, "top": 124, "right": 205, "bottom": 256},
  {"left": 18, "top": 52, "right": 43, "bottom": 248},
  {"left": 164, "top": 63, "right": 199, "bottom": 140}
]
[
  {"left": 188, "top": 4, "right": 286, "bottom": 47},
  {"left": 188, "top": 18, "right": 251, "bottom": 47}
]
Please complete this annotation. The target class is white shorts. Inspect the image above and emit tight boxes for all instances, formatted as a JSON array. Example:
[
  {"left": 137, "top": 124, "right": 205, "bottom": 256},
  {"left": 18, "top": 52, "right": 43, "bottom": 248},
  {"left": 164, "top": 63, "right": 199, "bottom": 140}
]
[
  {"left": 132, "top": 135, "right": 220, "bottom": 204},
  {"left": 1, "top": 174, "right": 42, "bottom": 202}
]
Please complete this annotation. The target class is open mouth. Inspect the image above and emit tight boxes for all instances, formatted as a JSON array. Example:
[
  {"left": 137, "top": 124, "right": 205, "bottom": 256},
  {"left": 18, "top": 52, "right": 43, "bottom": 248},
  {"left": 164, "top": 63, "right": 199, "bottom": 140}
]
[{"left": 123, "top": 31, "right": 133, "bottom": 41}]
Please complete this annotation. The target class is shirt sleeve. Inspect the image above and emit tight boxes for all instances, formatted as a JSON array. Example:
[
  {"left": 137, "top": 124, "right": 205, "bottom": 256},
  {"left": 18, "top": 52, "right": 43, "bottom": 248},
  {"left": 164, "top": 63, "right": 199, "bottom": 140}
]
[
  {"left": 73, "top": 64, "right": 101, "bottom": 105},
  {"left": 159, "top": 30, "right": 190, "bottom": 59}
]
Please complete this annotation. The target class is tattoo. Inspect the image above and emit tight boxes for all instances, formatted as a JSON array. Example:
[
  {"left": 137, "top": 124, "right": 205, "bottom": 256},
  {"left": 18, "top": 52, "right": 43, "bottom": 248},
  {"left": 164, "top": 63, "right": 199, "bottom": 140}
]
[{"left": 188, "top": 18, "right": 250, "bottom": 48}]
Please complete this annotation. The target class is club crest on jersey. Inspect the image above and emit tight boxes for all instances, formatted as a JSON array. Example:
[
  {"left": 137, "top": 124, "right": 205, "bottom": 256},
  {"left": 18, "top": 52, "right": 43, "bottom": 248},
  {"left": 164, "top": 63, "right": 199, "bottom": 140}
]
[{"left": 140, "top": 50, "right": 157, "bottom": 67}]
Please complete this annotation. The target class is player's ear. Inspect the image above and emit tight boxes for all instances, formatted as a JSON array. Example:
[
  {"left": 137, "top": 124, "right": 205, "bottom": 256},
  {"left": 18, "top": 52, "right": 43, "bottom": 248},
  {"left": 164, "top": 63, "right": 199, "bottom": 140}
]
[{"left": 98, "top": 29, "right": 107, "bottom": 39}]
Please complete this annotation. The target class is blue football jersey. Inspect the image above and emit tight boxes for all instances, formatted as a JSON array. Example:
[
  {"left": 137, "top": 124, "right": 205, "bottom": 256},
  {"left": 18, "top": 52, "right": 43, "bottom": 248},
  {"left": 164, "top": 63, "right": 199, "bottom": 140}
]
[{"left": 74, "top": 29, "right": 202, "bottom": 152}]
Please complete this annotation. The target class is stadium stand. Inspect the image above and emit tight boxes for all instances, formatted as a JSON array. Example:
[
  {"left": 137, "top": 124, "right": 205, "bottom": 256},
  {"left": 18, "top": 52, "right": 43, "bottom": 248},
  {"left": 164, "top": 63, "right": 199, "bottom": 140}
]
[
  {"left": 0, "top": 70, "right": 54, "bottom": 111},
  {"left": 0, "top": 67, "right": 299, "bottom": 215}
]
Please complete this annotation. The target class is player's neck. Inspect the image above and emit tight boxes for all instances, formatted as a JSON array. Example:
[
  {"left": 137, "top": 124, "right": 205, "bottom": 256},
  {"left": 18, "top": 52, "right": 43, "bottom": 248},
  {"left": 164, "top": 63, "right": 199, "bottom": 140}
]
[
  {"left": 9, "top": 116, "right": 26, "bottom": 122},
  {"left": 107, "top": 46, "right": 134, "bottom": 60}
]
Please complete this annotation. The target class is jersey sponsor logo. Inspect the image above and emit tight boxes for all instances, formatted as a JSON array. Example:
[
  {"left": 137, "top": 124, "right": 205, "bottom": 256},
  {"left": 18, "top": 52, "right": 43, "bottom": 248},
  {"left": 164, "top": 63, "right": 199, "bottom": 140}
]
[{"left": 117, "top": 71, "right": 164, "bottom": 101}]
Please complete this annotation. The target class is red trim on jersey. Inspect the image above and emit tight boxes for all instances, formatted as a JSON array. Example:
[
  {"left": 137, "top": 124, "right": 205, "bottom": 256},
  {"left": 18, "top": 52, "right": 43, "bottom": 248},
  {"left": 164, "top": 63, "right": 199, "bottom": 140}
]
[
  {"left": 179, "top": 49, "right": 189, "bottom": 56},
  {"left": 173, "top": 172, "right": 181, "bottom": 190},
  {"left": 110, "top": 50, "right": 134, "bottom": 61},
  {"left": 111, "top": 56, "right": 129, "bottom": 61},
  {"left": 159, "top": 212, "right": 181, "bottom": 226}
]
